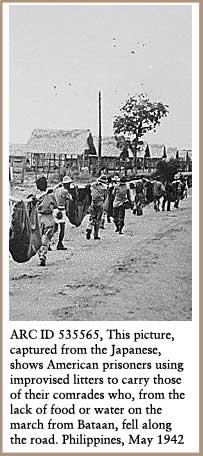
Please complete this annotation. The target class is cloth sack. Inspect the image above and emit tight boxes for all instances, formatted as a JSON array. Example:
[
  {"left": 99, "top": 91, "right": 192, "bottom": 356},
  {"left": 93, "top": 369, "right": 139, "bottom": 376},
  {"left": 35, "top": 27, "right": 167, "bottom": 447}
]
[{"left": 9, "top": 200, "right": 42, "bottom": 263}]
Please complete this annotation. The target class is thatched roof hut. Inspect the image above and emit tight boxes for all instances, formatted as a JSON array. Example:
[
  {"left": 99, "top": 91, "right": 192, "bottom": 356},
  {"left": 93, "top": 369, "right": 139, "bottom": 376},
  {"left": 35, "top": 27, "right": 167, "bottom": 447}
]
[{"left": 26, "top": 128, "right": 95, "bottom": 156}]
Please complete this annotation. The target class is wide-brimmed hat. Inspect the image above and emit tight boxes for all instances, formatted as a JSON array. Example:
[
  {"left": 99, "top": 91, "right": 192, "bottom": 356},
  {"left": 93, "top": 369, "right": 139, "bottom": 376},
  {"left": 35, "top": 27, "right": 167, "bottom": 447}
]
[
  {"left": 97, "top": 174, "right": 108, "bottom": 184},
  {"left": 120, "top": 176, "right": 126, "bottom": 184},
  {"left": 62, "top": 175, "right": 73, "bottom": 184},
  {"left": 112, "top": 175, "right": 120, "bottom": 183}
]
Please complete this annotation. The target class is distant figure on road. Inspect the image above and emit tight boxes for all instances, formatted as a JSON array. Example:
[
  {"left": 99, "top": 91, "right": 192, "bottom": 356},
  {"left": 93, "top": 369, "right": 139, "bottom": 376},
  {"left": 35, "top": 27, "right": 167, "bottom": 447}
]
[
  {"left": 172, "top": 174, "right": 183, "bottom": 209},
  {"left": 86, "top": 174, "right": 108, "bottom": 240},
  {"left": 100, "top": 176, "right": 118, "bottom": 228},
  {"left": 133, "top": 178, "right": 145, "bottom": 216},
  {"left": 180, "top": 174, "right": 188, "bottom": 199},
  {"left": 107, "top": 175, "right": 120, "bottom": 223},
  {"left": 54, "top": 175, "right": 73, "bottom": 250},
  {"left": 162, "top": 181, "right": 174, "bottom": 211},
  {"left": 36, "top": 176, "right": 57, "bottom": 267},
  {"left": 152, "top": 178, "right": 165, "bottom": 212},
  {"left": 112, "top": 176, "right": 132, "bottom": 234}
]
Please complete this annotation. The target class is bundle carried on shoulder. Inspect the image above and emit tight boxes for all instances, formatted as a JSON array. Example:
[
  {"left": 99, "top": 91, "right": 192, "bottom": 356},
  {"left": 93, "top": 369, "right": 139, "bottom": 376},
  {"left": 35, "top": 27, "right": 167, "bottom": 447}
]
[
  {"left": 66, "top": 184, "right": 92, "bottom": 227},
  {"left": 9, "top": 200, "right": 42, "bottom": 263}
]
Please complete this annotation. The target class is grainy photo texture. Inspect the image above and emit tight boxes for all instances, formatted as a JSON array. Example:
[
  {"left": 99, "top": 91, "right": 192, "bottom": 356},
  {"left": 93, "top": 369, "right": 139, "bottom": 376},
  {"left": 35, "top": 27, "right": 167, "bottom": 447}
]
[{"left": 9, "top": 4, "right": 192, "bottom": 321}]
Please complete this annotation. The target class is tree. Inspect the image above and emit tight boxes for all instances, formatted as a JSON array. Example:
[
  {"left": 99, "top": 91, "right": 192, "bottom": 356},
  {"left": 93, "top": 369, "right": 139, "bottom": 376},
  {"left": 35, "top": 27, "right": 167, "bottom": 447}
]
[
  {"left": 156, "top": 158, "right": 179, "bottom": 182},
  {"left": 113, "top": 93, "right": 169, "bottom": 171}
]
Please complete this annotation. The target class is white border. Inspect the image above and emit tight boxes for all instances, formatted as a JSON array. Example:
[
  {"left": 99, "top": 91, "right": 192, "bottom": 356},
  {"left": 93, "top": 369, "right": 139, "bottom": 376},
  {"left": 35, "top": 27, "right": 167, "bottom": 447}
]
[
  {"left": 192, "top": 3, "right": 199, "bottom": 325},
  {"left": 3, "top": 2, "right": 10, "bottom": 451},
  {"left": 4, "top": 2, "right": 195, "bottom": 6},
  {"left": 3, "top": 9, "right": 10, "bottom": 322}
]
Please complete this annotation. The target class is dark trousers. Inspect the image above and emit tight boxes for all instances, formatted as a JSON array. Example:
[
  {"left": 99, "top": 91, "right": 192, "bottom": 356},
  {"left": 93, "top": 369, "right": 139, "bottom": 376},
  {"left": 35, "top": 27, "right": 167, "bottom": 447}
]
[
  {"left": 87, "top": 205, "right": 103, "bottom": 237},
  {"left": 162, "top": 197, "right": 171, "bottom": 211},
  {"left": 174, "top": 197, "right": 180, "bottom": 208},
  {"left": 113, "top": 204, "right": 125, "bottom": 231},
  {"left": 54, "top": 222, "right": 65, "bottom": 245},
  {"left": 154, "top": 197, "right": 160, "bottom": 211}
]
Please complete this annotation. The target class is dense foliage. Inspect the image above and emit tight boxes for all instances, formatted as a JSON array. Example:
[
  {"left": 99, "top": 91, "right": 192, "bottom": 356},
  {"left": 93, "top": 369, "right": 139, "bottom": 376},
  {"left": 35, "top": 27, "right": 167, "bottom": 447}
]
[
  {"left": 113, "top": 93, "right": 169, "bottom": 163},
  {"left": 156, "top": 158, "right": 179, "bottom": 182}
]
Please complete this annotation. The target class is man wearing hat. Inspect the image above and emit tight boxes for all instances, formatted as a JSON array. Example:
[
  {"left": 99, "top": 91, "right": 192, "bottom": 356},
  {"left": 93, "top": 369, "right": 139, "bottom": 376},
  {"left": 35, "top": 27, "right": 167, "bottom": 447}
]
[
  {"left": 171, "top": 174, "right": 183, "bottom": 209},
  {"left": 112, "top": 176, "right": 132, "bottom": 234},
  {"left": 152, "top": 177, "right": 165, "bottom": 212},
  {"left": 35, "top": 176, "right": 57, "bottom": 266},
  {"left": 162, "top": 180, "right": 174, "bottom": 212},
  {"left": 133, "top": 177, "right": 145, "bottom": 216},
  {"left": 54, "top": 175, "right": 73, "bottom": 250},
  {"left": 105, "top": 175, "right": 120, "bottom": 223},
  {"left": 86, "top": 174, "right": 108, "bottom": 240},
  {"left": 100, "top": 176, "right": 116, "bottom": 228}
]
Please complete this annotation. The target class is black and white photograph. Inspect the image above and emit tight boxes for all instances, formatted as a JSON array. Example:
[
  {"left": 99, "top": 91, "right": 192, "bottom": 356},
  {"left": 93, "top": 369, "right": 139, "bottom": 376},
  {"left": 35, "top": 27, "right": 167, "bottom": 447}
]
[{"left": 9, "top": 3, "right": 193, "bottom": 321}]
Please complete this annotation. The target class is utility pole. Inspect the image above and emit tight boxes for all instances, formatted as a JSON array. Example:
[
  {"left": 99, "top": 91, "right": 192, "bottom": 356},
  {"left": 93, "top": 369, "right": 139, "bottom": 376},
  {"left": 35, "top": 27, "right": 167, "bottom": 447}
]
[{"left": 98, "top": 91, "right": 102, "bottom": 167}]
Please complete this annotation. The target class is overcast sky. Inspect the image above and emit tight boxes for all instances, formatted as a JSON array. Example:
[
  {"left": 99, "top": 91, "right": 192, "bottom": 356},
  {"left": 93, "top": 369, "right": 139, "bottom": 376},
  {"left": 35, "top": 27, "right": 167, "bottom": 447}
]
[{"left": 9, "top": 4, "right": 192, "bottom": 148}]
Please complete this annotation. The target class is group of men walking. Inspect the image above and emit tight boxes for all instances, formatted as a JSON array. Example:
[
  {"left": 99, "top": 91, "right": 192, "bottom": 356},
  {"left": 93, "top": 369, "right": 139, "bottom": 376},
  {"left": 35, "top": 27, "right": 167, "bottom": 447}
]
[
  {"left": 86, "top": 174, "right": 132, "bottom": 240},
  {"left": 33, "top": 171, "right": 188, "bottom": 266},
  {"left": 35, "top": 175, "right": 74, "bottom": 266}
]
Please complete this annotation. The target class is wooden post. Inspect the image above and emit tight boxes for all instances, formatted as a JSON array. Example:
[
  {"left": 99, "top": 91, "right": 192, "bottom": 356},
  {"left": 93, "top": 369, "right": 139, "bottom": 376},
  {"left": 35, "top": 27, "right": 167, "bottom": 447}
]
[
  {"left": 35, "top": 154, "right": 38, "bottom": 182},
  {"left": 58, "top": 154, "right": 61, "bottom": 180},
  {"left": 98, "top": 91, "right": 102, "bottom": 169},
  {"left": 186, "top": 151, "right": 189, "bottom": 172},
  {"left": 47, "top": 156, "right": 51, "bottom": 180},
  {"left": 21, "top": 158, "right": 26, "bottom": 183}
]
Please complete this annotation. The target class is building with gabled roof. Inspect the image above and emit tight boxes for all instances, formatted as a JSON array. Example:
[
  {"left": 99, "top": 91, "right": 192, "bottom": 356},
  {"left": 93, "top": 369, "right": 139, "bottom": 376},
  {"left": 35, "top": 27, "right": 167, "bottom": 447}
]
[
  {"left": 94, "top": 136, "right": 121, "bottom": 158},
  {"left": 148, "top": 144, "right": 166, "bottom": 159},
  {"left": 178, "top": 149, "right": 192, "bottom": 160},
  {"left": 167, "top": 146, "right": 178, "bottom": 160},
  {"left": 9, "top": 128, "right": 192, "bottom": 177},
  {"left": 26, "top": 128, "right": 95, "bottom": 156}
]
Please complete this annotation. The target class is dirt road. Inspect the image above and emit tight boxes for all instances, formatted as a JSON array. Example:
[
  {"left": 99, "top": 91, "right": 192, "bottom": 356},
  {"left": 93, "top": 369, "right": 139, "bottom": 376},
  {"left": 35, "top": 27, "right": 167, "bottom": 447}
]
[{"left": 9, "top": 191, "right": 192, "bottom": 321}]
